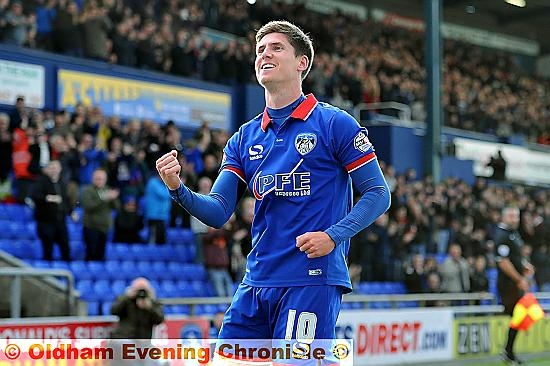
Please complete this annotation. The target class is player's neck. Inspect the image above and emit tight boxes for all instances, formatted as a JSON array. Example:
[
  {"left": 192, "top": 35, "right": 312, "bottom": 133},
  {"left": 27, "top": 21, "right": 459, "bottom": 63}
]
[{"left": 264, "top": 84, "right": 302, "bottom": 109}]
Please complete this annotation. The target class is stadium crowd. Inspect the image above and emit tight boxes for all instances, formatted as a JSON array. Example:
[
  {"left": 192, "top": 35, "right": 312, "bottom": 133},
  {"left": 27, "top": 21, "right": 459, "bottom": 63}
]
[
  {"left": 1, "top": 0, "right": 550, "bottom": 144},
  {"left": 1, "top": 0, "right": 550, "bottom": 300}
]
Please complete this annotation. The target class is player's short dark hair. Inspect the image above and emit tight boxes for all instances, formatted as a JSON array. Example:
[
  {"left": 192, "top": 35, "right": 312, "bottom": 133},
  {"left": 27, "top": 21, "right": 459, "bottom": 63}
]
[{"left": 255, "top": 20, "right": 314, "bottom": 80}]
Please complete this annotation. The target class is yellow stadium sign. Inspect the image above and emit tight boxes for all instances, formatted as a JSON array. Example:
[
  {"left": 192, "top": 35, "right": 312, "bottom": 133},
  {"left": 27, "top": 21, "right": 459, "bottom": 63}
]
[
  {"left": 57, "top": 69, "right": 231, "bottom": 130},
  {"left": 454, "top": 315, "right": 550, "bottom": 358}
]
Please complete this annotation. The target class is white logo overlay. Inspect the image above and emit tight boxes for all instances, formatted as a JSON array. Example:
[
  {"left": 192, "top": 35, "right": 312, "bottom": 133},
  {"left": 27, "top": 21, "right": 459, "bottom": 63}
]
[
  {"left": 295, "top": 133, "right": 317, "bottom": 155},
  {"left": 248, "top": 144, "right": 264, "bottom": 161},
  {"left": 354, "top": 131, "right": 372, "bottom": 152}
]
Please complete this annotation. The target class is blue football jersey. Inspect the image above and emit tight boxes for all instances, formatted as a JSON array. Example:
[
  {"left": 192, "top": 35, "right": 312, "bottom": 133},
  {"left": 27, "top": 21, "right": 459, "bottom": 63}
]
[{"left": 221, "top": 94, "right": 377, "bottom": 292}]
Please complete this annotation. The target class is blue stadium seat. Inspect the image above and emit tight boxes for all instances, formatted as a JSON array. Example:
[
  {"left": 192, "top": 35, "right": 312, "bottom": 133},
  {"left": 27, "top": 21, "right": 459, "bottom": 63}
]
[
  {"left": 16, "top": 239, "right": 41, "bottom": 260},
  {"left": 69, "top": 261, "right": 90, "bottom": 280},
  {"left": 87, "top": 301, "right": 100, "bottom": 316},
  {"left": 101, "top": 301, "right": 113, "bottom": 316},
  {"left": 152, "top": 261, "right": 173, "bottom": 280},
  {"left": 111, "top": 280, "right": 127, "bottom": 296},
  {"left": 50, "top": 260, "right": 70, "bottom": 270},
  {"left": 171, "top": 305, "right": 190, "bottom": 315},
  {"left": 195, "top": 304, "right": 217, "bottom": 315},
  {"left": 107, "top": 244, "right": 130, "bottom": 261},
  {"left": 76, "top": 280, "right": 95, "bottom": 301},
  {"left": 190, "top": 280, "right": 208, "bottom": 297},
  {"left": 31, "top": 260, "right": 51, "bottom": 269},
  {"left": 88, "top": 261, "right": 109, "bottom": 280},
  {"left": 340, "top": 302, "right": 352, "bottom": 310},
  {"left": 119, "top": 261, "right": 139, "bottom": 280},
  {"left": 94, "top": 280, "right": 115, "bottom": 301},
  {"left": 135, "top": 260, "right": 153, "bottom": 278},
  {"left": 104, "top": 260, "right": 121, "bottom": 280}
]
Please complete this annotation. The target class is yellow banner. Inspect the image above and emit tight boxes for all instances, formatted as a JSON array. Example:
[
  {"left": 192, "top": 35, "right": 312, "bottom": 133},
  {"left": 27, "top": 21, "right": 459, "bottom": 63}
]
[
  {"left": 57, "top": 69, "right": 231, "bottom": 130},
  {"left": 454, "top": 315, "right": 550, "bottom": 358}
]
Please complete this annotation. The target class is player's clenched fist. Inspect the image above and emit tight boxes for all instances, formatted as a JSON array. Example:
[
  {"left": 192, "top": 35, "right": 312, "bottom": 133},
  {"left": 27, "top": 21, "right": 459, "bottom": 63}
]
[
  {"left": 156, "top": 150, "right": 182, "bottom": 190},
  {"left": 296, "top": 232, "right": 336, "bottom": 258}
]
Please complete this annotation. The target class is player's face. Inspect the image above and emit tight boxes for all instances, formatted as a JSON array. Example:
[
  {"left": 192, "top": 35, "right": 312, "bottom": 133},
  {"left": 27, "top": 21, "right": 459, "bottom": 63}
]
[{"left": 255, "top": 32, "right": 307, "bottom": 88}]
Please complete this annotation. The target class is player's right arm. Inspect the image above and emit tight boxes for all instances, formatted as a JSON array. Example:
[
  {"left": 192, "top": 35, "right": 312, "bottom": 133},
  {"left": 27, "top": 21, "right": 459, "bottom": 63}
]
[
  {"left": 156, "top": 150, "right": 247, "bottom": 229},
  {"left": 495, "top": 239, "right": 529, "bottom": 293}
]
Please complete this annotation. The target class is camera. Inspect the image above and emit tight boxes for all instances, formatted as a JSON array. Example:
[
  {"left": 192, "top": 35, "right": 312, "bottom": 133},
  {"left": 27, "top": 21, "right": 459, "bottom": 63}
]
[{"left": 135, "top": 289, "right": 149, "bottom": 299}]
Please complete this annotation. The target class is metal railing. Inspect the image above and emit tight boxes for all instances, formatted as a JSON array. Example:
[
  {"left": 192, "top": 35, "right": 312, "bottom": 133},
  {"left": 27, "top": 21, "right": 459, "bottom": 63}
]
[
  {"left": 0, "top": 268, "right": 76, "bottom": 318},
  {"left": 354, "top": 101, "right": 412, "bottom": 122},
  {"left": 159, "top": 292, "right": 504, "bottom": 316}
]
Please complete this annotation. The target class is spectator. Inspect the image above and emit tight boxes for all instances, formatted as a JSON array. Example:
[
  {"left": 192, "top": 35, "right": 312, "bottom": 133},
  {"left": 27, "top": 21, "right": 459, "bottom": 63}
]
[
  {"left": 203, "top": 226, "right": 233, "bottom": 297},
  {"left": 35, "top": 0, "right": 56, "bottom": 51},
  {"left": 81, "top": 168, "right": 119, "bottom": 261},
  {"left": 81, "top": 2, "right": 112, "bottom": 61},
  {"left": 404, "top": 254, "right": 426, "bottom": 293},
  {"left": 112, "top": 195, "right": 144, "bottom": 244},
  {"left": 31, "top": 160, "right": 71, "bottom": 261},
  {"left": 470, "top": 255, "right": 489, "bottom": 294},
  {"left": 77, "top": 133, "right": 106, "bottom": 185},
  {"left": 110, "top": 277, "right": 164, "bottom": 350},
  {"left": 3, "top": 1, "right": 32, "bottom": 46},
  {"left": 12, "top": 124, "right": 37, "bottom": 203},
  {"left": 143, "top": 174, "right": 171, "bottom": 244},
  {"left": 439, "top": 243, "right": 471, "bottom": 294},
  {"left": 230, "top": 196, "right": 254, "bottom": 281},
  {"left": 9, "top": 96, "right": 29, "bottom": 132},
  {"left": 190, "top": 176, "right": 212, "bottom": 263},
  {"left": 52, "top": 0, "right": 83, "bottom": 57},
  {"left": 0, "top": 113, "right": 12, "bottom": 195},
  {"left": 486, "top": 150, "right": 507, "bottom": 181},
  {"left": 0, "top": 0, "right": 9, "bottom": 42},
  {"left": 350, "top": 213, "right": 391, "bottom": 281},
  {"left": 425, "top": 272, "right": 448, "bottom": 307}
]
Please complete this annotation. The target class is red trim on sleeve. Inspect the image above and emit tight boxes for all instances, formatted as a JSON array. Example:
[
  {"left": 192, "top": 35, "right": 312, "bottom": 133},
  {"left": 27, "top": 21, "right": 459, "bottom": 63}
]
[
  {"left": 345, "top": 152, "right": 376, "bottom": 172},
  {"left": 223, "top": 166, "right": 246, "bottom": 183}
]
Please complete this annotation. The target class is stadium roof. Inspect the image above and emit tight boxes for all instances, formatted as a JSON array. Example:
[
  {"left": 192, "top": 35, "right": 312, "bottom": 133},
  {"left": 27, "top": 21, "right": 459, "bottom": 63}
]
[{"left": 358, "top": 0, "right": 550, "bottom": 54}]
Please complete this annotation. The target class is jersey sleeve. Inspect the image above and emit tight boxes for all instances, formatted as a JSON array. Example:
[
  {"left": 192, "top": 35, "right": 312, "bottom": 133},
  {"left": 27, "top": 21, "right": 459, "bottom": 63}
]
[
  {"left": 494, "top": 230, "right": 510, "bottom": 262},
  {"left": 330, "top": 110, "right": 377, "bottom": 172},
  {"left": 220, "top": 129, "right": 246, "bottom": 183}
]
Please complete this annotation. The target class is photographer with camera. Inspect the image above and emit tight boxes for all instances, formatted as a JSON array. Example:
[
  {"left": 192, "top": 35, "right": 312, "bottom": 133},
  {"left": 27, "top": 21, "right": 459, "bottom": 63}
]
[{"left": 110, "top": 277, "right": 165, "bottom": 340}]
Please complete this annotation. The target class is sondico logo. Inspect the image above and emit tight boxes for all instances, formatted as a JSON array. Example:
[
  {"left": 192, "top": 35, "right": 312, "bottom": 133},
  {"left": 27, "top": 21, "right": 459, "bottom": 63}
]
[
  {"left": 253, "top": 159, "right": 310, "bottom": 200},
  {"left": 248, "top": 145, "right": 264, "bottom": 160}
]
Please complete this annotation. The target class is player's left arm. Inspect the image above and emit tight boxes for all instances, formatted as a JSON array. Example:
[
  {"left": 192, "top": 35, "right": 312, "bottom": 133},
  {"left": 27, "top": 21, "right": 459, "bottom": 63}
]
[
  {"left": 296, "top": 111, "right": 391, "bottom": 258},
  {"left": 297, "top": 161, "right": 390, "bottom": 258}
]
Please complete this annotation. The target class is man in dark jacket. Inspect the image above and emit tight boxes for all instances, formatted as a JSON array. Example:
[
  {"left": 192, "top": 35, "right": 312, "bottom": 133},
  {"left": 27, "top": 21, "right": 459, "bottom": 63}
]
[
  {"left": 81, "top": 168, "right": 119, "bottom": 260},
  {"left": 31, "top": 160, "right": 71, "bottom": 261},
  {"left": 110, "top": 277, "right": 164, "bottom": 340},
  {"left": 495, "top": 207, "right": 533, "bottom": 364}
]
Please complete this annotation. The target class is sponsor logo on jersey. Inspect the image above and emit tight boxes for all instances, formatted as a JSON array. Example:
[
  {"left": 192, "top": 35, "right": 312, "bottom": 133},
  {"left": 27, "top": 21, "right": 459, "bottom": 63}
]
[
  {"left": 309, "top": 269, "right": 322, "bottom": 276},
  {"left": 252, "top": 159, "right": 311, "bottom": 200},
  {"left": 354, "top": 131, "right": 372, "bottom": 152},
  {"left": 295, "top": 133, "right": 317, "bottom": 155},
  {"left": 248, "top": 144, "right": 264, "bottom": 160}
]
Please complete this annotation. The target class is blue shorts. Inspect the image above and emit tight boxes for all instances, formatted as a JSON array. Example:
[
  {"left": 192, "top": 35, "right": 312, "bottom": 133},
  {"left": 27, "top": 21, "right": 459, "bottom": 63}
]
[{"left": 218, "top": 283, "right": 343, "bottom": 340}]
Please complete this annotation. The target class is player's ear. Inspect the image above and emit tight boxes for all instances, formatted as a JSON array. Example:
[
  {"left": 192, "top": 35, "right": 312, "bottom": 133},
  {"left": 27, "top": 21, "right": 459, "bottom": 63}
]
[{"left": 297, "top": 54, "right": 309, "bottom": 73}]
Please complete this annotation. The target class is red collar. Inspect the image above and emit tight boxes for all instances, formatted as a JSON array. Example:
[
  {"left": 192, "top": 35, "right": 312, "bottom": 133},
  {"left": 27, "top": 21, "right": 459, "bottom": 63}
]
[{"left": 261, "top": 94, "right": 318, "bottom": 132}]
